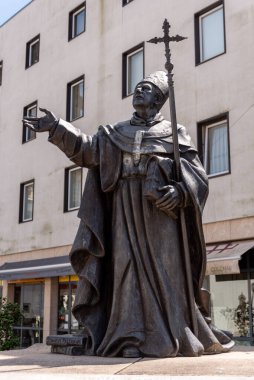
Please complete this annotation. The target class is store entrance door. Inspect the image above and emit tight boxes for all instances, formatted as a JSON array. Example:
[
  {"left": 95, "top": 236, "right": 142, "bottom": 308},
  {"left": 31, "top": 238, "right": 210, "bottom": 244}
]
[{"left": 13, "top": 282, "right": 44, "bottom": 348}]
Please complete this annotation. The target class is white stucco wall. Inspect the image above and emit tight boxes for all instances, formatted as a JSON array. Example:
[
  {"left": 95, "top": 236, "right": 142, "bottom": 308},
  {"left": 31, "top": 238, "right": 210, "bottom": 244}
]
[{"left": 0, "top": 0, "right": 253, "bottom": 255}]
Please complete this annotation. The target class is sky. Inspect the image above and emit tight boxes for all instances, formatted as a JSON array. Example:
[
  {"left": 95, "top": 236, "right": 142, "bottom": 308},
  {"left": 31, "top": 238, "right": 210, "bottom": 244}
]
[{"left": 0, "top": 0, "right": 32, "bottom": 26}]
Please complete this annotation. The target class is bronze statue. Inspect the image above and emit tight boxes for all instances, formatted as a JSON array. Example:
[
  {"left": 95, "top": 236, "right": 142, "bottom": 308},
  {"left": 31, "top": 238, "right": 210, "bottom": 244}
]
[{"left": 23, "top": 70, "right": 234, "bottom": 357}]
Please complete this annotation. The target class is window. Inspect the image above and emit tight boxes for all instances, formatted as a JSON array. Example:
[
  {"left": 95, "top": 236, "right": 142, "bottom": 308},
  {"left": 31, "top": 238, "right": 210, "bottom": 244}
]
[
  {"left": 0, "top": 61, "right": 2, "bottom": 86},
  {"left": 195, "top": 1, "right": 225, "bottom": 64},
  {"left": 19, "top": 180, "right": 34, "bottom": 222},
  {"left": 122, "top": 43, "right": 144, "bottom": 97},
  {"left": 26, "top": 35, "right": 40, "bottom": 68},
  {"left": 69, "top": 2, "right": 86, "bottom": 40},
  {"left": 23, "top": 101, "right": 37, "bottom": 143},
  {"left": 123, "top": 0, "right": 134, "bottom": 6},
  {"left": 197, "top": 113, "right": 230, "bottom": 177},
  {"left": 67, "top": 75, "right": 84, "bottom": 121},
  {"left": 13, "top": 283, "right": 44, "bottom": 347},
  {"left": 58, "top": 276, "right": 80, "bottom": 334},
  {"left": 64, "top": 166, "right": 82, "bottom": 212}
]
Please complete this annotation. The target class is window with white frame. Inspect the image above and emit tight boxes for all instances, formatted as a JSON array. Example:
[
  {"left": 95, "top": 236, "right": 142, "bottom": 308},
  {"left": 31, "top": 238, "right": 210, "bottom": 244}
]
[
  {"left": 64, "top": 167, "right": 82, "bottom": 212},
  {"left": 123, "top": 43, "right": 144, "bottom": 97},
  {"left": 69, "top": 2, "right": 86, "bottom": 40},
  {"left": 195, "top": 1, "right": 225, "bottom": 64},
  {"left": 20, "top": 181, "right": 34, "bottom": 223},
  {"left": 26, "top": 35, "right": 40, "bottom": 68},
  {"left": 0, "top": 61, "right": 3, "bottom": 86},
  {"left": 198, "top": 115, "right": 230, "bottom": 177},
  {"left": 23, "top": 102, "right": 37, "bottom": 143},
  {"left": 67, "top": 76, "right": 84, "bottom": 121}
]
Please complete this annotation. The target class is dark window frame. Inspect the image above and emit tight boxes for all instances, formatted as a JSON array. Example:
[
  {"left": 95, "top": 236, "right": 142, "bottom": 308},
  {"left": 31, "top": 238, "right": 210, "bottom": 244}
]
[
  {"left": 64, "top": 165, "right": 83, "bottom": 213},
  {"left": 68, "top": 2, "right": 86, "bottom": 41},
  {"left": 197, "top": 112, "right": 231, "bottom": 179},
  {"left": 194, "top": 0, "right": 226, "bottom": 66},
  {"left": 122, "top": 42, "right": 144, "bottom": 98},
  {"left": 122, "top": 0, "right": 134, "bottom": 6},
  {"left": 66, "top": 75, "right": 85, "bottom": 122},
  {"left": 25, "top": 34, "right": 40, "bottom": 69},
  {"left": 22, "top": 101, "right": 37, "bottom": 143},
  {"left": 19, "top": 179, "right": 35, "bottom": 223},
  {"left": 0, "top": 61, "right": 3, "bottom": 86}
]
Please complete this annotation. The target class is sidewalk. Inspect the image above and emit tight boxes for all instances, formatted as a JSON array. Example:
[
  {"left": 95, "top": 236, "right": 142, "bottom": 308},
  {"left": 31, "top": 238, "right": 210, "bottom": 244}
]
[{"left": 0, "top": 343, "right": 254, "bottom": 379}]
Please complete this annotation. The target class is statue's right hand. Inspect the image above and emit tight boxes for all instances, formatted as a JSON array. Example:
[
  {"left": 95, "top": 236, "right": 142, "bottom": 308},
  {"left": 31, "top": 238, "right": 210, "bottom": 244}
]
[{"left": 22, "top": 107, "right": 58, "bottom": 133}]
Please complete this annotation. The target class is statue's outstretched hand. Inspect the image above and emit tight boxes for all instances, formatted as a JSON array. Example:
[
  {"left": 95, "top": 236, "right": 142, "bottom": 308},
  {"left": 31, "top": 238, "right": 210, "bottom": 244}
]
[{"left": 22, "top": 107, "right": 58, "bottom": 133}]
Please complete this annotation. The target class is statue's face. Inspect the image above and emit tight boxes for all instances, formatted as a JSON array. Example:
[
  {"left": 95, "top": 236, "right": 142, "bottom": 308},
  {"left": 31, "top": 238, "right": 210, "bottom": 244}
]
[{"left": 132, "top": 82, "right": 157, "bottom": 109}]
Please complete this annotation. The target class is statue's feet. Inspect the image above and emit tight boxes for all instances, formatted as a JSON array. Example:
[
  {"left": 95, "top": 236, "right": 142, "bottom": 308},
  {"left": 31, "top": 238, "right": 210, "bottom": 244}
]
[{"left": 122, "top": 346, "right": 141, "bottom": 358}]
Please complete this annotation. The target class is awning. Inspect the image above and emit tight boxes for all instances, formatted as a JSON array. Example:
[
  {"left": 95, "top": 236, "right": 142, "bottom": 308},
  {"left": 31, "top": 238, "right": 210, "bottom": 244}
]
[
  {"left": 206, "top": 240, "right": 254, "bottom": 275},
  {"left": 0, "top": 255, "right": 74, "bottom": 280}
]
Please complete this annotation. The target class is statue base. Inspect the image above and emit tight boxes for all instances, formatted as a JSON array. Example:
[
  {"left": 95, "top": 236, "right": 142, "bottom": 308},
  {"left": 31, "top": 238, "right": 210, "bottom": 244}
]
[{"left": 46, "top": 334, "right": 87, "bottom": 356}]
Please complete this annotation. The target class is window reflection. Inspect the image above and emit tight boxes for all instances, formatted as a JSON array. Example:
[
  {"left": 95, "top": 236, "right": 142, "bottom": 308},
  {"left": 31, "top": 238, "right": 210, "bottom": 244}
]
[
  {"left": 210, "top": 270, "right": 254, "bottom": 343},
  {"left": 58, "top": 278, "right": 79, "bottom": 333}
]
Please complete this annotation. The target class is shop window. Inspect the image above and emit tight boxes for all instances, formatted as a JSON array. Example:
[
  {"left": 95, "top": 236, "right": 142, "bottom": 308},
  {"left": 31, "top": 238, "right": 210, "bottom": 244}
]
[
  {"left": 19, "top": 180, "right": 34, "bottom": 223},
  {"left": 64, "top": 166, "right": 82, "bottom": 212},
  {"left": 0, "top": 61, "right": 3, "bottom": 86},
  {"left": 13, "top": 283, "right": 44, "bottom": 348},
  {"left": 58, "top": 276, "right": 80, "bottom": 334},
  {"left": 197, "top": 113, "right": 230, "bottom": 177},
  {"left": 210, "top": 249, "right": 254, "bottom": 343},
  {"left": 26, "top": 35, "right": 40, "bottom": 68},
  {"left": 123, "top": 0, "right": 134, "bottom": 6},
  {"left": 122, "top": 43, "right": 144, "bottom": 97},
  {"left": 195, "top": 1, "right": 225, "bottom": 64},
  {"left": 69, "top": 2, "right": 86, "bottom": 41},
  {"left": 23, "top": 101, "right": 37, "bottom": 143},
  {"left": 67, "top": 75, "right": 84, "bottom": 121}
]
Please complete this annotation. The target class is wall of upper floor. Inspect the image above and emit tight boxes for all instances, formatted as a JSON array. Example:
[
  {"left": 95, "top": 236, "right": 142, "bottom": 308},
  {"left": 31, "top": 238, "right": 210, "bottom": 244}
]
[{"left": 0, "top": 0, "right": 254, "bottom": 255}]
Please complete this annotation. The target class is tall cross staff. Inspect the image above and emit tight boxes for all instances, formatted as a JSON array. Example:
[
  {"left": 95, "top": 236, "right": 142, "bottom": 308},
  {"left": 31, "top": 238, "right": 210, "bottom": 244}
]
[{"left": 148, "top": 19, "right": 198, "bottom": 336}]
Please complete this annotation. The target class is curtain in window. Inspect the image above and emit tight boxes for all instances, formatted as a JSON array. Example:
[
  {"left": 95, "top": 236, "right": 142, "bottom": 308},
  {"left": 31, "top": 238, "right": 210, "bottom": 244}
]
[
  {"left": 201, "top": 7, "right": 224, "bottom": 61},
  {"left": 24, "top": 184, "right": 34, "bottom": 220},
  {"left": 71, "top": 81, "right": 84, "bottom": 120},
  {"left": 74, "top": 10, "right": 85, "bottom": 36},
  {"left": 26, "top": 106, "right": 36, "bottom": 140},
  {"left": 31, "top": 41, "right": 39, "bottom": 65},
  {"left": 128, "top": 49, "right": 143, "bottom": 94},
  {"left": 207, "top": 123, "right": 229, "bottom": 175},
  {"left": 69, "top": 168, "right": 81, "bottom": 209}
]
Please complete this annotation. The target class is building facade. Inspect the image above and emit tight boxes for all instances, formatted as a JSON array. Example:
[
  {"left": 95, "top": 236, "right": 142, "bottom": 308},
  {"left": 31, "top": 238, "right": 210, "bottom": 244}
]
[{"left": 0, "top": 0, "right": 254, "bottom": 347}]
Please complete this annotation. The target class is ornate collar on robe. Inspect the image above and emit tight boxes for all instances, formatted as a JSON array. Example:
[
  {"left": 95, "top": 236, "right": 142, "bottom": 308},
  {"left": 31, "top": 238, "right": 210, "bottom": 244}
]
[
  {"left": 130, "top": 112, "right": 164, "bottom": 127},
  {"left": 100, "top": 116, "right": 195, "bottom": 156}
]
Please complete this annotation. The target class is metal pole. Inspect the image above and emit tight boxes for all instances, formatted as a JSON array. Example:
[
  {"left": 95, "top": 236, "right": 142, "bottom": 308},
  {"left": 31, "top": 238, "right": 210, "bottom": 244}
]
[
  {"left": 148, "top": 19, "right": 198, "bottom": 336},
  {"left": 167, "top": 70, "right": 198, "bottom": 336}
]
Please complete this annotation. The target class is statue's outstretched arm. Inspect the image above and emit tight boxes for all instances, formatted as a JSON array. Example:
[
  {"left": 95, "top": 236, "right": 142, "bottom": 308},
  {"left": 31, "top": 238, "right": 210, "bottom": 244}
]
[{"left": 23, "top": 108, "right": 99, "bottom": 168}]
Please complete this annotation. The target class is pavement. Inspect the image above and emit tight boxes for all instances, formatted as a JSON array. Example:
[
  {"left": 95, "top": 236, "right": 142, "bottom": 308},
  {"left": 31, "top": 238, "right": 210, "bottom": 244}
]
[{"left": 0, "top": 343, "right": 254, "bottom": 380}]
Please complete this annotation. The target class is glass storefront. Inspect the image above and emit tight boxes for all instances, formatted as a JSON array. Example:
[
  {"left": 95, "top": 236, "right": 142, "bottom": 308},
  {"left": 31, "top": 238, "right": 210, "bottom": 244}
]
[
  {"left": 13, "top": 282, "right": 44, "bottom": 348},
  {"left": 210, "top": 249, "right": 254, "bottom": 345},
  {"left": 58, "top": 276, "right": 80, "bottom": 334}
]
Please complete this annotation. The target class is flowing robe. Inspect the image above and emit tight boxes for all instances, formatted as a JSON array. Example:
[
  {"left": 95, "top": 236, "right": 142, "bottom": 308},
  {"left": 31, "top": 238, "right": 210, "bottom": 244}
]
[{"left": 49, "top": 116, "right": 229, "bottom": 357}]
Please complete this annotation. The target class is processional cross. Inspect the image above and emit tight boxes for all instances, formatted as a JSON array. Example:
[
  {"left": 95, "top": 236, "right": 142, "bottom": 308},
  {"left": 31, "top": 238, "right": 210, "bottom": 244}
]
[
  {"left": 148, "top": 20, "right": 198, "bottom": 336},
  {"left": 147, "top": 19, "right": 187, "bottom": 181}
]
